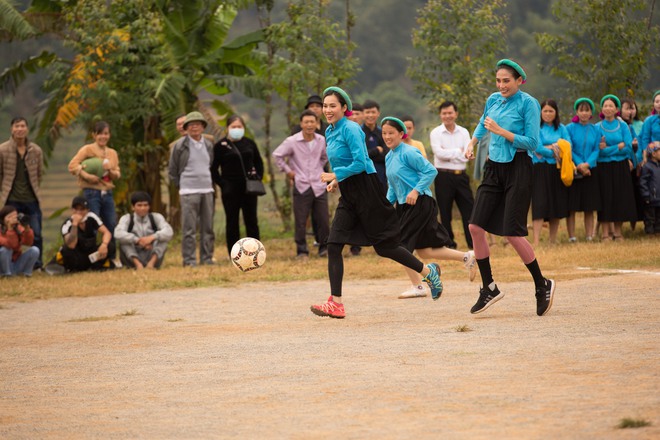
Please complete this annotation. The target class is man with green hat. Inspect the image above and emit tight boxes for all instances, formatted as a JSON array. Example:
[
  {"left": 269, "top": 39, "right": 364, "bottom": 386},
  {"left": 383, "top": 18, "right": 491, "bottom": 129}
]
[{"left": 168, "top": 111, "right": 216, "bottom": 267}]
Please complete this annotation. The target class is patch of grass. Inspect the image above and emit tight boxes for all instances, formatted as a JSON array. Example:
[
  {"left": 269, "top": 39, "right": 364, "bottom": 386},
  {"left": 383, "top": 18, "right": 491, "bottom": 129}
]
[
  {"left": 455, "top": 325, "right": 472, "bottom": 333},
  {"left": 3, "top": 214, "right": 659, "bottom": 303},
  {"left": 67, "top": 309, "right": 140, "bottom": 322},
  {"left": 617, "top": 418, "right": 651, "bottom": 429},
  {"left": 166, "top": 318, "right": 184, "bottom": 322},
  {"left": 67, "top": 315, "right": 118, "bottom": 323}
]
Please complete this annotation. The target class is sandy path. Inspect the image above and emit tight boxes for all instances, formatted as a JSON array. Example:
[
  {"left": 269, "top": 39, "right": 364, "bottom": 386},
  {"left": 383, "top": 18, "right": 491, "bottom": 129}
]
[{"left": 1, "top": 273, "right": 659, "bottom": 439}]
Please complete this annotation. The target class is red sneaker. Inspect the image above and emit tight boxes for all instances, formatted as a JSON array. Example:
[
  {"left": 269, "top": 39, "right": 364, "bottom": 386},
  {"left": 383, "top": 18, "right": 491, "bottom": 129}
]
[{"left": 310, "top": 296, "right": 345, "bottom": 319}]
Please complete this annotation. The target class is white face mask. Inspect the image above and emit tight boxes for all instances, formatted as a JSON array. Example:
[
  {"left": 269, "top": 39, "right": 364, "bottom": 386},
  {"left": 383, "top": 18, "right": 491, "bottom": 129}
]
[{"left": 228, "top": 127, "right": 244, "bottom": 141}]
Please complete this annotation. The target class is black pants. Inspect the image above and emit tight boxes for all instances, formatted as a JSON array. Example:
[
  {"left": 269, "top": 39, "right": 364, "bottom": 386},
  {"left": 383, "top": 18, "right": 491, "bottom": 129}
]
[
  {"left": 644, "top": 206, "right": 660, "bottom": 234},
  {"left": 293, "top": 188, "right": 329, "bottom": 255},
  {"left": 327, "top": 242, "right": 423, "bottom": 297},
  {"left": 221, "top": 179, "right": 260, "bottom": 255},
  {"left": 61, "top": 242, "right": 115, "bottom": 272},
  {"left": 434, "top": 170, "right": 474, "bottom": 248}
]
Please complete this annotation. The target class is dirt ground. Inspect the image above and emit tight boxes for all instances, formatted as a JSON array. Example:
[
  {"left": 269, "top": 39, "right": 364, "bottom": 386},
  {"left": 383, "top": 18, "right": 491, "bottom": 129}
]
[{"left": 1, "top": 272, "right": 659, "bottom": 439}]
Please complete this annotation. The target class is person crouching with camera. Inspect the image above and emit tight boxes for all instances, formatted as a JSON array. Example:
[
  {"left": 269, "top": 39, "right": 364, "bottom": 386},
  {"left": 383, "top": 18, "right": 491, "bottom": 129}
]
[{"left": 0, "top": 205, "right": 39, "bottom": 277}]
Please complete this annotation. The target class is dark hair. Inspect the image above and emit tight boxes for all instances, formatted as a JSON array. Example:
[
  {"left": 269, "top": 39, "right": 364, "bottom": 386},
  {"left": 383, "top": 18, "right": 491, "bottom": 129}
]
[
  {"left": 576, "top": 101, "right": 593, "bottom": 112},
  {"left": 362, "top": 99, "right": 380, "bottom": 111},
  {"left": 540, "top": 99, "right": 561, "bottom": 130},
  {"left": 130, "top": 191, "right": 152, "bottom": 206},
  {"left": 620, "top": 98, "right": 641, "bottom": 122},
  {"left": 496, "top": 64, "right": 521, "bottom": 80},
  {"left": 352, "top": 103, "right": 364, "bottom": 112},
  {"left": 226, "top": 114, "right": 245, "bottom": 127},
  {"left": 176, "top": 114, "right": 187, "bottom": 121},
  {"left": 0, "top": 205, "right": 17, "bottom": 228},
  {"left": 10, "top": 117, "right": 28, "bottom": 127},
  {"left": 400, "top": 115, "right": 414, "bottom": 124},
  {"left": 382, "top": 119, "right": 406, "bottom": 133},
  {"left": 300, "top": 109, "right": 318, "bottom": 121},
  {"left": 439, "top": 101, "right": 458, "bottom": 113},
  {"left": 323, "top": 90, "right": 348, "bottom": 108},
  {"left": 92, "top": 121, "right": 110, "bottom": 135}
]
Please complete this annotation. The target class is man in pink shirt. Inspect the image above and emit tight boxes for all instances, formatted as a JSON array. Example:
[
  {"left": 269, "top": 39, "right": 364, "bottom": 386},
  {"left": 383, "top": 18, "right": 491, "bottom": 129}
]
[{"left": 273, "top": 110, "right": 330, "bottom": 258}]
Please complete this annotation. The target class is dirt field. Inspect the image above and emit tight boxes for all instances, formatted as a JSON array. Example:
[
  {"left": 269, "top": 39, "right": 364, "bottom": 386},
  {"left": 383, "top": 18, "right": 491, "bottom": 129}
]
[{"left": 1, "top": 272, "right": 658, "bottom": 439}]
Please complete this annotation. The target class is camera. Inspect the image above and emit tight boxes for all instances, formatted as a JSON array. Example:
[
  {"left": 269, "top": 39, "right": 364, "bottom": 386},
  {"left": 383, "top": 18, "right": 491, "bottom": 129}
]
[{"left": 17, "top": 212, "right": 30, "bottom": 226}]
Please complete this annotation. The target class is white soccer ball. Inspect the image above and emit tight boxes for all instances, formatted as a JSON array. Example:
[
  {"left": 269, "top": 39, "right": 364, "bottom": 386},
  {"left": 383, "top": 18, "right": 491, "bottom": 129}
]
[{"left": 230, "top": 237, "right": 266, "bottom": 272}]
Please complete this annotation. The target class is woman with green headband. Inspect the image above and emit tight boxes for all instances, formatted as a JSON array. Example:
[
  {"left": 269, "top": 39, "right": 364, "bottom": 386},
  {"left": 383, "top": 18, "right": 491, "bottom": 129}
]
[
  {"left": 463, "top": 59, "right": 555, "bottom": 317},
  {"left": 380, "top": 117, "right": 477, "bottom": 299},
  {"left": 595, "top": 94, "right": 636, "bottom": 240},
  {"left": 566, "top": 98, "right": 602, "bottom": 241},
  {"left": 309, "top": 87, "right": 443, "bottom": 319}
]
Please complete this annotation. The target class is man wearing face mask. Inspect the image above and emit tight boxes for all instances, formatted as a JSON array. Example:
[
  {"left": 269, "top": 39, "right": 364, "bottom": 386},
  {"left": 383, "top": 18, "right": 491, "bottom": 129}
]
[{"left": 212, "top": 114, "right": 265, "bottom": 256}]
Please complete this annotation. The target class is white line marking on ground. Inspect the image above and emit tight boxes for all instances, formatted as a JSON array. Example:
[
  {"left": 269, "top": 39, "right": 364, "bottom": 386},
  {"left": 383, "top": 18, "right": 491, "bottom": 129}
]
[{"left": 576, "top": 267, "right": 660, "bottom": 276}]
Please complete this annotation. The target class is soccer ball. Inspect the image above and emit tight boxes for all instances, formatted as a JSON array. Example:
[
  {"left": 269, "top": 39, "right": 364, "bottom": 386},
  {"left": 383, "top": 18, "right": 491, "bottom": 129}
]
[{"left": 230, "top": 237, "right": 266, "bottom": 272}]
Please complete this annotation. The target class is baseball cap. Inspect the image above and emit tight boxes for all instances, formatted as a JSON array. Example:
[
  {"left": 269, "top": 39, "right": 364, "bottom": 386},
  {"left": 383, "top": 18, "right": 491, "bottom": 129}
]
[{"left": 71, "top": 196, "right": 89, "bottom": 209}]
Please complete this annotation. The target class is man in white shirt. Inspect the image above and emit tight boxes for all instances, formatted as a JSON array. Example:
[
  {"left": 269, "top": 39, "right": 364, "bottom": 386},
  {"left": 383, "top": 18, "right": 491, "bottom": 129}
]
[{"left": 429, "top": 101, "right": 474, "bottom": 249}]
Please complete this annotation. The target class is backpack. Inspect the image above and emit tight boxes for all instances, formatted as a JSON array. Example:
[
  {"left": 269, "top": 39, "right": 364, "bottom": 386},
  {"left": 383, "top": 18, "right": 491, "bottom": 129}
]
[{"left": 128, "top": 213, "right": 158, "bottom": 235}]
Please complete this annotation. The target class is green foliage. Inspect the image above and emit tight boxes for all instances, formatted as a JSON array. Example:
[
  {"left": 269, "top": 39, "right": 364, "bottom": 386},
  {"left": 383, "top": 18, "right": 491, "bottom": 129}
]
[
  {"left": 268, "top": 0, "right": 359, "bottom": 132},
  {"left": 0, "top": 0, "right": 36, "bottom": 41},
  {"left": 256, "top": 0, "right": 359, "bottom": 231},
  {"left": 0, "top": 50, "right": 59, "bottom": 96},
  {"left": 408, "top": 0, "right": 507, "bottom": 131},
  {"left": 536, "top": 0, "right": 659, "bottom": 101}
]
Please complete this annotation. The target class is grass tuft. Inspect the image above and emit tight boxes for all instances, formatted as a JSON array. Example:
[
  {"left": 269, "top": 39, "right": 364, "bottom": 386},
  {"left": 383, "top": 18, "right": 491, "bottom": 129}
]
[
  {"left": 67, "top": 309, "right": 140, "bottom": 322},
  {"left": 67, "top": 315, "right": 118, "bottom": 323},
  {"left": 166, "top": 318, "right": 184, "bottom": 322},
  {"left": 455, "top": 325, "right": 472, "bottom": 333},
  {"left": 617, "top": 418, "right": 651, "bottom": 429}
]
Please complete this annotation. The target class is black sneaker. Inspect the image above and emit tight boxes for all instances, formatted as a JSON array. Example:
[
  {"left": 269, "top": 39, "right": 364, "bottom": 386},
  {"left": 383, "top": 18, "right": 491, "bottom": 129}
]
[
  {"left": 535, "top": 278, "right": 555, "bottom": 316},
  {"left": 470, "top": 284, "right": 504, "bottom": 314}
]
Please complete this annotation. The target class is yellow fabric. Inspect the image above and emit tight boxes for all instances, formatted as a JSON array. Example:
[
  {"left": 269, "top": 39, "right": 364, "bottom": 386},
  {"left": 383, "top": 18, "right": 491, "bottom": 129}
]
[{"left": 556, "top": 139, "right": 575, "bottom": 187}]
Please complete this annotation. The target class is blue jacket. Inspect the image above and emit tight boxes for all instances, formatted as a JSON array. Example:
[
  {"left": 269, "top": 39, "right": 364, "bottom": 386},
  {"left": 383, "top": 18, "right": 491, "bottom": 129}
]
[
  {"left": 534, "top": 123, "right": 571, "bottom": 164},
  {"left": 640, "top": 115, "right": 660, "bottom": 152},
  {"left": 325, "top": 117, "right": 376, "bottom": 182},
  {"left": 385, "top": 143, "right": 436, "bottom": 205},
  {"left": 473, "top": 90, "right": 541, "bottom": 163},
  {"left": 566, "top": 122, "right": 600, "bottom": 169},
  {"left": 595, "top": 119, "right": 633, "bottom": 163}
]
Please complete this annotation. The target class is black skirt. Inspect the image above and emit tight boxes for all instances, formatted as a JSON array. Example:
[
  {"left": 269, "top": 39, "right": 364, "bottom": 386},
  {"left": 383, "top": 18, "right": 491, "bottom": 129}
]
[
  {"left": 531, "top": 162, "right": 569, "bottom": 220},
  {"left": 597, "top": 160, "right": 637, "bottom": 222},
  {"left": 469, "top": 152, "right": 532, "bottom": 237},
  {"left": 396, "top": 195, "right": 453, "bottom": 252},
  {"left": 568, "top": 166, "right": 601, "bottom": 212},
  {"left": 328, "top": 172, "right": 402, "bottom": 249}
]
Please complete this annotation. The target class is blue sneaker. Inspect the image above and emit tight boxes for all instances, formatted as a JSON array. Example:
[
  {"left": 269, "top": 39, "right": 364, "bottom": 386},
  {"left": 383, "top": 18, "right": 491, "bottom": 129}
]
[{"left": 422, "top": 263, "right": 443, "bottom": 300}]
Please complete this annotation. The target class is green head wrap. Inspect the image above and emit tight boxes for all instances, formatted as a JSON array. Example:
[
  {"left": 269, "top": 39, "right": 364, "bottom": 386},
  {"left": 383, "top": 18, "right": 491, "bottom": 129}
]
[
  {"left": 323, "top": 86, "right": 352, "bottom": 114},
  {"left": 380, "top": 116, "right": 408, "bottom": 138},
  {"left": 573, "top": 98, "right": 595, "bottom": 113},
  {"left": 600, "top": 94, "right": 621, "bottom": 109},
  {"left": 496, "top": 59, "right": 527, "bottom": 83}
]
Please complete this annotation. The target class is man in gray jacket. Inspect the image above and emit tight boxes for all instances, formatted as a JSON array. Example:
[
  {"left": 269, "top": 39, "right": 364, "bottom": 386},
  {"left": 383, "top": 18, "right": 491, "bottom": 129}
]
[
  {"left": 168, "top": 112, "right": 215, "bottom": 266},
  {"left": 115, "top": 191, "right": 174, "bottom": 269}
]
